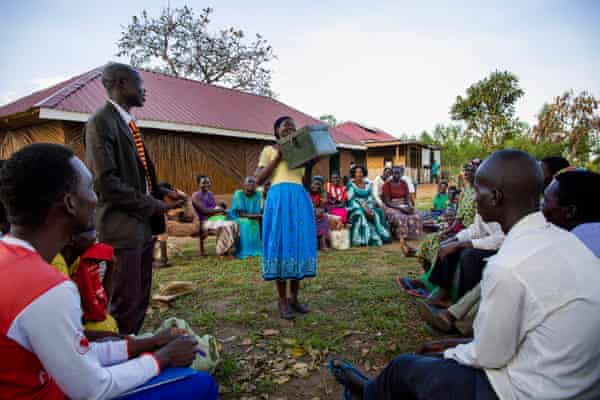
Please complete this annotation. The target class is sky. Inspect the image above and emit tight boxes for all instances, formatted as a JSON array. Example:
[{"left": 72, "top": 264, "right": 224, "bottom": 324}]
[{"left": 1, "top": 0, "right": 599, "bottom": 136}]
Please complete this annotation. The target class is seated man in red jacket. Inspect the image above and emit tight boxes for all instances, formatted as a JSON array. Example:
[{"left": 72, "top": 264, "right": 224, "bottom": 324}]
[{"left": 0, "top": 143, "right": 218, "bottom": 400}]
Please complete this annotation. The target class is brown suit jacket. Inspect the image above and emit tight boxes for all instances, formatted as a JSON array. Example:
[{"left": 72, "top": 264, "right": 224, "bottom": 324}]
[{"left": 85, "top": 101, "right": 164, "bottom": 249}]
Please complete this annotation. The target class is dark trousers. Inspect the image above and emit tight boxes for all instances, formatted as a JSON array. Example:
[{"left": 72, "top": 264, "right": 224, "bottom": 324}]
[
  {"left": 429, "top": 248, "right": 497, "bottom": 298},
  {"left": 110, "top": 240, "right": 155, "bottom": 335},
  {"left": 364, "top": 354, "right": 498, "bottom": 400}
]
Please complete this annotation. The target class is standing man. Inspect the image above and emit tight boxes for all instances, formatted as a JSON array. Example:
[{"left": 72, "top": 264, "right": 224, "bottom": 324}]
[
  {"left": 85, "top": 63, "right": 180, "bottom": 334},
  {"left": 431, "top": 159, "right": 440, "bottom": 184}
]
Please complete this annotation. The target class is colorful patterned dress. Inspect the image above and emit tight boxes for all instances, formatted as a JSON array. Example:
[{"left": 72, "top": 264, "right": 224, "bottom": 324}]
[
  {"left": 382, "top": 180, "right": 424, "bottom": 240},
  {"left": 347, "top": 182, "right": 391, "bottom": 247},
  {"left": 310, "top": 191, "right": 331, "bottom": 240}
]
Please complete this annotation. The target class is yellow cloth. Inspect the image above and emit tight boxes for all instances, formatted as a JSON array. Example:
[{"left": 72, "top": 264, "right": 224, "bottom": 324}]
[
  {"left": 258, "top": 145, "right": 305, "bottom": 185},
  {"left": 85, "top": 315, "right": 119, "bottom": 334},
  {"left": 51, "top": 255, "right": 119, "bottom": 334},
  {"left": 51, "top": 254, "right": 79, "bottom": 277}
]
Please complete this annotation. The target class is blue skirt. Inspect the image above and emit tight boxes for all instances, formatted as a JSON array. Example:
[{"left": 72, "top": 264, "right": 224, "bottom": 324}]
[{"left": 262, "top": 182, "right": 317, "bottom": 281}]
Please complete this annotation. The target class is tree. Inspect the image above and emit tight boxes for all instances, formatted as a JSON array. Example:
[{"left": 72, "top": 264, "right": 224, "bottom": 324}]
[
  {"left": 117, "top": 6, "right": 276, "bottom": 97},
  {"left": 532, "top": 90, "right": 600, "bottom": 163},
  {"left": 319, "top": 115, "right": 338, "bottom": 127},
  {"left": 450, "top": 71, "right": 525, "bottom": 147}
]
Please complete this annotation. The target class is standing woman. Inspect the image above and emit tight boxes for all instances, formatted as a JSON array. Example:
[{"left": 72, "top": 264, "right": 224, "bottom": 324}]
[{"left": 256, "top": 116, "right": 317, "bottom": 320}]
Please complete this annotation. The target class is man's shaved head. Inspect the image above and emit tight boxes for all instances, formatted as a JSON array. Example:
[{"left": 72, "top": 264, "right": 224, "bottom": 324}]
[{"left": 474, "top": 149, "right": 543, "bottom": 232}]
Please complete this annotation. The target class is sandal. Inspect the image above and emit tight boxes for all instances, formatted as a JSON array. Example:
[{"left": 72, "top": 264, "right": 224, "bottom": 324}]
[
  {"left": 396, "top": 276, "right": 430, "bottom": 298},
  {"left": 328, "top": 359, "right": 370, "bottom": 400}
]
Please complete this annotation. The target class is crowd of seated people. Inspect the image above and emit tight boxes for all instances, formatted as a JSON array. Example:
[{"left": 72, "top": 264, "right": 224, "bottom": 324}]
[
  {"left": 155, "top": 157, "right": 430, "bottom": 260},
  {"left": 331, "top": 149, "right": 600, "bottom": 400}
]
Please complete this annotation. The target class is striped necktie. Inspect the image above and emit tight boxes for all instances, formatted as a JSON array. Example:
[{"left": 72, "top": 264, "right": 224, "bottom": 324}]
[{"left": 128, "top": 120, "right": 153, "bottom": 192}]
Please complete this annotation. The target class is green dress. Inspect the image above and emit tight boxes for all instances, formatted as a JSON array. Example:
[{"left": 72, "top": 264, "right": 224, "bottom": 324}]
[
  {"left": 230, "top": 190, "right": 262, "bottom": 259},
  {"left": 347, "top": 182, "right": 391, "bottom": 247},
  {"left": 432, "top": 193, "right": 449, "bottom": 211}
]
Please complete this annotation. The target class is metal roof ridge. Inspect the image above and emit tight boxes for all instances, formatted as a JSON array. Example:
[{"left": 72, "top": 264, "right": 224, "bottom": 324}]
[
  {"left": 33, "top": 67, "right": 103, "bottom": 109},
  {"left": 137, "top": 67, "right": 283, "bottom": 102}
]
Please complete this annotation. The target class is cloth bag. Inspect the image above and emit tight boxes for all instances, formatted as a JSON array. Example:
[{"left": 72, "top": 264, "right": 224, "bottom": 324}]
[
  {"left": 157, "top": 317, "right": 220, "bottom": 373},
  {"left": 330, "top": 229, "right": 350, "bottom": 250}
]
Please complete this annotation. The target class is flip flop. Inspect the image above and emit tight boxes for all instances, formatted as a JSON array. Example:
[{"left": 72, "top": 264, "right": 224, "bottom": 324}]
[
  {"left": 406, "top": 288, "right": 430, "bottom": 299},
  {"left": 328, "top": 359, "right": 370, "bottom": 400},
  {"left": 396, "top": 277, "right": 430, "bottom": 298},
  {"left": 397, "top": 276, "right": 414, "bottom": 291}
]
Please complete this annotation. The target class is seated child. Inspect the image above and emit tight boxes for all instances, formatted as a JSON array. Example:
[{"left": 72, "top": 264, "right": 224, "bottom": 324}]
[{"left": 52, "top": 229, "right": 119, "bottom": 340}]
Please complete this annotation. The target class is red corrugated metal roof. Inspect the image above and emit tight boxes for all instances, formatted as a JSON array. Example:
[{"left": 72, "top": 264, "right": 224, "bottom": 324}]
[
  {"left": 0, "top": 67, "right": 363, "bottom": 147},
  {"left": 335, "top": 121, "right": 398, "bottom": 143}
]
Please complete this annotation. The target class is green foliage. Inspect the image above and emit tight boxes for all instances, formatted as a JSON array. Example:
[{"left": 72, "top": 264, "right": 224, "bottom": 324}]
[
  {"left": 319, "top": 114, "right": 338, "bottom": 127},
  {"left": 117, "top": 6, "right": 276, "bottom": 97},
  {"left": 451, "top": 71, "right": 525, "bottom": 147},
  {"left": 532, "top": 90, "right": 600, "bottom": 163}
]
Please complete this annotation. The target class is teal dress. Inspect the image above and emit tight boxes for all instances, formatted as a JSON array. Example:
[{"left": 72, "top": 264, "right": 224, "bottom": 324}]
[
  {"left": 347, "top": 182, "right": 391, "bottom": 247},
  {"left": 230, "top": 190, "right": 262, "bottom": 259}
]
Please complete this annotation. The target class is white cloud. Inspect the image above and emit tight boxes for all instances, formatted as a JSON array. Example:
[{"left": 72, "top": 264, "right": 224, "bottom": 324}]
[
  {"left": 0, "top": 91, "right": 18, "bottom": 106},
  {"left": 270, "top": 20, "right": 600, "bottom": 136},
  {"left": 30, "top": 75, "right": 69, "bottom": 91}
]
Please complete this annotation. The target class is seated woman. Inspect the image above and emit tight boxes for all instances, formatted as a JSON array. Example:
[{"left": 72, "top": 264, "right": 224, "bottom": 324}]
[
  {"left": 382, "top": 166, "right": 423, "bottom": 242},
  {"left": 325, "top": 172, "right": 349, "bottom": 225},
  {"left": 230, "top": 176, "right": 263, "bottom": 259},
  {"left": 310, "top": 176, "right": 331, "bottom": 251},
  {"left": 431, "top": 180, "right": 449, "bottom": 216},
  {"left": 347, "top": 165, "right": 391, "bottom": 247},
  {"left": 192, "top": 175, "right": 240, "bottom": 258}
]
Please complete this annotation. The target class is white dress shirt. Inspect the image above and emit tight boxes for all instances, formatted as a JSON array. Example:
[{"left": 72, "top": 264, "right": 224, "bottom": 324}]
[
  {"left": 445, "top": 212, "right": 600, "bottom": 400},
  {"left": 455, "top": 213, "right": 504, "bottom": 250},
  {"left": 371, "top": 175, "right": 388, "bottom": 208},
  {"left": 2, "top": 236, "right": 159, "bottom": 400}
]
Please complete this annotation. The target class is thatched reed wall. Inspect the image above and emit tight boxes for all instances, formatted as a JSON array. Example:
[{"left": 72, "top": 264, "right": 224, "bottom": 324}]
[
  {"left": 1, "top": 121, "right": 361, "bottom": 195},
  {"left": 0, "top": 121, "right": 66, "bottom": 159}
]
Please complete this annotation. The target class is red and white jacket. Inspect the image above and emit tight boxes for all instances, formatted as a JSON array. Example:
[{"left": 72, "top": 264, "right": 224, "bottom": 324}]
[{"left": 0, "top": 237, "right": 159, "bottom": 400}]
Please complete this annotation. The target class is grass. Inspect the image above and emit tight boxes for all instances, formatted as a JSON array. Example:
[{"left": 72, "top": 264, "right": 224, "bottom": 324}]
[{"left": 145, "top": 233, "right": 440, "bottom": 399}]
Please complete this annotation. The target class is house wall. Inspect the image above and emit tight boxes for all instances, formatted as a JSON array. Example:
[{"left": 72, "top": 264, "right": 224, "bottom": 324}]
[
  {"left": 1, "top": 120, "right": 369, "bottom": 196},
  {"left": 0, "top": 121, "right": 66, "bottom": 159}
]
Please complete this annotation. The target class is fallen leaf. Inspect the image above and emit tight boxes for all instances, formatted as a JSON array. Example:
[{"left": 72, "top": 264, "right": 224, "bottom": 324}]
[
  {"left": 281, "top": 338, "right": 297, "bottom": 346},
  {"left": 222, "top": 336, "right": 237, "bottom": 343},
  {"left": 262, "top": 329, "right": 280, "bottom": 337},
  {"left": 241, "top": 338, "right": 253, "bottom": 346},
  {"left": 292, "top": 362, "right": 310, "bottom": 377},
  {"left": 361, "top": 348, "right": 370, "bottom": 357},
  {"left": 273, "top": 376, "right": 290, "bottom": 385},
  {"left": 290, "top": 347, "right": 306, "bottom": 358}
]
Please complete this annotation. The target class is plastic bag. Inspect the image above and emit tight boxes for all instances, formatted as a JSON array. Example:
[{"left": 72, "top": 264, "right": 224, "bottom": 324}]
[
  {"left": 157, "top": 317, "right": 220, "bottom": 373},
  {"left": 330, "top": 229, "right": 350, "bottom": 250}
]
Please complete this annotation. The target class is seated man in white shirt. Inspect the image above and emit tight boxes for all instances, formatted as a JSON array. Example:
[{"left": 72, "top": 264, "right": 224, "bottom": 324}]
[
  {"left": 331, "top": 149, "right": 600, "bottom": 400},
  {"left": 0, "top": 143, "right": 218, "bottom": 400},
  {"left": 419, "top": 213, "right": 504, "bottom": 308}
]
